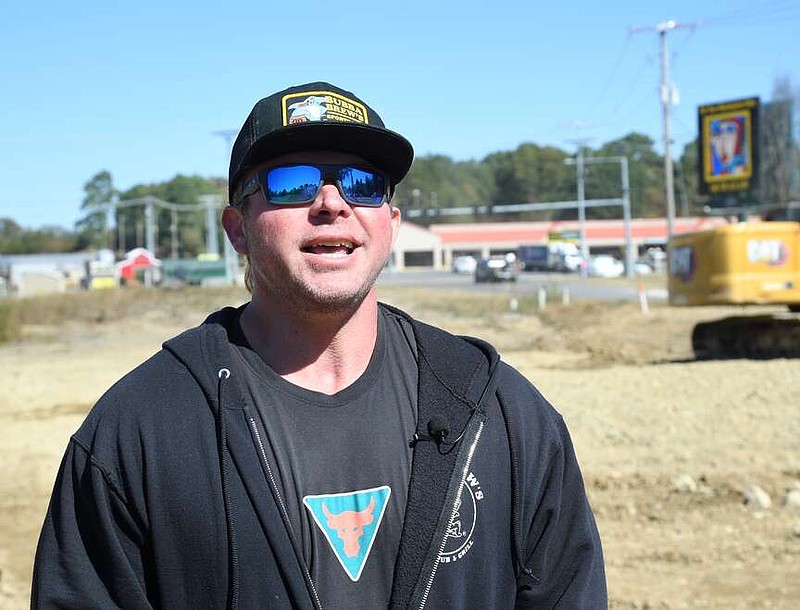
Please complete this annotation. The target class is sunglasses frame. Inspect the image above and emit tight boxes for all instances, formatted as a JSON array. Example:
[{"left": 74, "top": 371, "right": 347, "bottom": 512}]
[{"left": 235, "top": 163, "right": 391, "bottom": 208}]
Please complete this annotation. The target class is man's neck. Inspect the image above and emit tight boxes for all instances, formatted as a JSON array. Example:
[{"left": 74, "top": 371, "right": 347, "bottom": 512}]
[{"left": 240, "top": 292, "right": 380, "bottom": 395}]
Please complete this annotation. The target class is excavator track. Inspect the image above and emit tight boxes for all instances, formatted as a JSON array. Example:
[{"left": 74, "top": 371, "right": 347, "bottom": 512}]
[{"left": 692, "top": 314, "right": 800, "bottom": 360}]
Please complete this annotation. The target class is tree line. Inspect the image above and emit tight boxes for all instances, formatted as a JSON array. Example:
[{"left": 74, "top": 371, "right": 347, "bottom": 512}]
[{"left": 3, "top": 82, "right": 797, "bottom": 258}]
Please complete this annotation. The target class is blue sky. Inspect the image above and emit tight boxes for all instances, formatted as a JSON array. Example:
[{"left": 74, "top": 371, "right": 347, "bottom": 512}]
[{"left": 1, "top": 0, "right": 798, "bottom": 229}]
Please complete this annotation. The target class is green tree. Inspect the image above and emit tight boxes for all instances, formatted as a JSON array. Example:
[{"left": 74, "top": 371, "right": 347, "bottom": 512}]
[
  {"left": 395, "top": 154, "right": 495, "bottom": 223},
  {"left": 397, "top": 155, "right": 459, "bottom": 208},
  {"left": 597, "top": 133, "right": 665, "bottom": 218},
  {"left": 676, "top": 139, "right": 708, "bottom": 216},
  {"left": 493, "top": 144, "right": 573, "bottom": 220},
  {"left": 117, "top": 174, "right": 224, "bottom": 258},
  {"left": 0, "top": 217, "right": 23, "bottom": 246},
  {"left": 483, "top": 150, "right": 521, "bottom": 204},
  {"left": 75, "top": 170, "right": 116, "bottom": 250},
  {"left": 761, "top": 76, "right": 798, "bottom": 205},
  {"left": 0, "top": 218, "right": 78, "bottom": 253}
]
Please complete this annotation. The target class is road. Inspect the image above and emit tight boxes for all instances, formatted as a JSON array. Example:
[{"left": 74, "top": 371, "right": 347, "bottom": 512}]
[{"left": 377, "top": 269, "right": 669, "bottom": 303}]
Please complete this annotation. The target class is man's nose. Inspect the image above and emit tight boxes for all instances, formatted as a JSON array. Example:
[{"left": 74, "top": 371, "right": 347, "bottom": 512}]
[{"left": 310, "top": 182, "right": 351, "bottom": 217}]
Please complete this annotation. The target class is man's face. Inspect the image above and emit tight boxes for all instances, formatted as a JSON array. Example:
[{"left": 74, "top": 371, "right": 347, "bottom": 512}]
[{"left": 224, "top": 150, "right": 401, "bottom": 314}]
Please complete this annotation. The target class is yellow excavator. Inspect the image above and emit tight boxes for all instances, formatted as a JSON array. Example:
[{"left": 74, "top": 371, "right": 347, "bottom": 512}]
[{"left": 667, "top": 208, "right": 800, "bottom": 359}]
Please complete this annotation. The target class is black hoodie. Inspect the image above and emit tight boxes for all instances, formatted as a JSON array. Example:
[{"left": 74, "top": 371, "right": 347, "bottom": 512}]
[{"left": 32, "top": 304, "right": 606, "bottom": 609}]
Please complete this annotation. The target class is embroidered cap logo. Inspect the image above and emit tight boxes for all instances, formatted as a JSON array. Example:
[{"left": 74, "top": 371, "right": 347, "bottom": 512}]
[{"left": 281, "top": 91, "right": 370, "bottom": 127}]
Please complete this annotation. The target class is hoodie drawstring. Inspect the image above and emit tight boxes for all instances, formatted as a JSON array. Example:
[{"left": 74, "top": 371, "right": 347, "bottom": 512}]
[{"left": 216, "top": 367, "right": 239, "bottom": 610}]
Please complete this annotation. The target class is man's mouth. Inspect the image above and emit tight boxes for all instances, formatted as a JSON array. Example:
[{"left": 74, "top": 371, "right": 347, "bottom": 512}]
[{"left": 301, "top": 241, "right": 356, "bottom": 256}]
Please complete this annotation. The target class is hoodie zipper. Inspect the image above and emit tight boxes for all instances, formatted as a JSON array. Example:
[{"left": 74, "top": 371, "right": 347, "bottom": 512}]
[
  {"left": 248, "top": 416, "right": 324, "bottom": 610},
  {"left": 414, "top": 417, "right": 485, "bottom": 609}
]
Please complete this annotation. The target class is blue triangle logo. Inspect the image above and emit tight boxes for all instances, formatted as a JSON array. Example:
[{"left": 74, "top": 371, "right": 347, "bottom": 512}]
[{"left": 303, "top": 485, "right": 391, "bottom": 582}]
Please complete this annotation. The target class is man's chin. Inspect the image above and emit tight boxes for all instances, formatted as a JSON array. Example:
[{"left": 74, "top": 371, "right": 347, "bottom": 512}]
[{"left": 295, "top": 282, "right": 375, "bottom": 315}]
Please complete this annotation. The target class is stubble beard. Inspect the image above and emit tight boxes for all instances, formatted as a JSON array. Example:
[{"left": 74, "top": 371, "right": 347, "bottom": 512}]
[
  {"left": 243, "top": 214, "right": 392, "bottom": 316},
  {"left": 252, "top": 253, "right": 386, "bottom": 316}
]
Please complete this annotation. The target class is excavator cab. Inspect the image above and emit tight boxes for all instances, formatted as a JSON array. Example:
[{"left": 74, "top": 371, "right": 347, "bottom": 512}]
[{"left": 667, "top": 220, "right": 800, "bottom": 359}]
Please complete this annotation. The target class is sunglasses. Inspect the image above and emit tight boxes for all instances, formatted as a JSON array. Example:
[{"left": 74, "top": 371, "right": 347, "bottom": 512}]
[{"left": 237, "top": 164, "right": 390, "bottom": 207}]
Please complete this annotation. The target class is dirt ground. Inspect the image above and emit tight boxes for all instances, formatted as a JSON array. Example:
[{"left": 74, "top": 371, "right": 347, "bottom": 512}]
[{"left": 1, "top": 286, "right": 798, "bottom": 609}]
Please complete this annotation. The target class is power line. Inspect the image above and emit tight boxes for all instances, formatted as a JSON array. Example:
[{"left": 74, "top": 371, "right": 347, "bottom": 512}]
[
  {"left": 671, "top": 113, "right": 698, "bottom": 145},
  {"left": 582, "top": 26, "right": 663, "bottom": 139},
  {"left": 582, "top": 34, "right": 634, "bottom": 119},
  {"left": 702, "top": 0, "right": 800, "bottom": 26},
  {"left": 598, "top": 53, "right": 657, "bottom": 125}
]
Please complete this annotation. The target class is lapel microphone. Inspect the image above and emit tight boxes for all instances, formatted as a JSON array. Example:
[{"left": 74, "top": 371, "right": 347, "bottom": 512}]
[
  {"left": 409, "top": 417, "right": 450, "bottom": 447},
  {"left": 409, "top": 406, "right": 482, "bottom": 453}
]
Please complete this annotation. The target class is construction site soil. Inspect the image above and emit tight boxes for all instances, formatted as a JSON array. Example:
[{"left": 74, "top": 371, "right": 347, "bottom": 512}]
[{"left": 1, "top": 285, "right": 798, "bottom": 609}]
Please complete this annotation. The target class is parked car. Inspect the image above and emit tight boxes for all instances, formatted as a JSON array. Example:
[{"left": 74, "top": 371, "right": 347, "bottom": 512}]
[
  {"left": 587, "top": 255, "right": 625, "bottom": 278},
  {"left": 634, "top": 257, "right": 655, "bottom": 275},
  {"left": 451, "top": 254, "right": 478, "bottom": 274},
  {"left": 474, "top": 254, "right": 520, "bottom": 283}
]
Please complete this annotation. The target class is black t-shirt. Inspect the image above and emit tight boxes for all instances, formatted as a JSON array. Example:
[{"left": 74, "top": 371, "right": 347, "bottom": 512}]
[{"left": 230, "top": 307, "right": 418, "bottom": 609}]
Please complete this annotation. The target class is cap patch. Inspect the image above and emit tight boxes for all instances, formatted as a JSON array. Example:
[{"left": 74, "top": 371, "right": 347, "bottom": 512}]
[{"left": 282, "top": 90, "right": 369, "bottom": 127}]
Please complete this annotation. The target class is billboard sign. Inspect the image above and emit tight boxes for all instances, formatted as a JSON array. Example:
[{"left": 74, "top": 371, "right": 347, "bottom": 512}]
[{"left": 698, "top": 97, "right": 759, "bottom": 195}]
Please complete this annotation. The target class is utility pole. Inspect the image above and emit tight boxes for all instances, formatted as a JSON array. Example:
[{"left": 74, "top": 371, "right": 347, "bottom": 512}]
[
  {"left": 576, "top": 148, "right": 587, "bottom": 275},
  {"left": 620, "top": 156, "right": 633, "bottom": 277},
  {"left": 117, "top": 212, "right": 125, "bottom": 254},
  {"left": 170, "top": 208, "right": 179, "bottom": 259},
  {"left": 565, "top": 155, "right": 634, "bottom": 277},
  {"left": 144, "top": 198, "right": 155, "bottom": 287},
  {"left": 659, "top": 21, "right": 677, "bottom": 240},
  {"left": 199, "top": 194, "right": 222, "bottom": 256},
  {"left": 212, "top": 130, "right": 238, "bottom": 163},
  {"left": 566, "top": 138, "right": 593, "bottom": 276},
  {"left": 213, "top": 129, "right": 240, "bottom": 285},
  {"left": 632, "top": 19, "right": 699, "bottom": 241}
]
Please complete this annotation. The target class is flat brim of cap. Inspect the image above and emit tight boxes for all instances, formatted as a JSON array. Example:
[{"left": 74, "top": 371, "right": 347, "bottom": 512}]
[{"left": 238, "top": 122, "right": 414, "bottom": 186}]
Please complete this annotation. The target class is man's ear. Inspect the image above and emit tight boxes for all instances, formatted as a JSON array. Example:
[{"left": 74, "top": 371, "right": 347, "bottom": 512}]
[
  {"left": 221, "top": 206, "right": 249, "bottom": 255},
  {"left": 389, "top": 205, "right": 402, "bottom": 248}
]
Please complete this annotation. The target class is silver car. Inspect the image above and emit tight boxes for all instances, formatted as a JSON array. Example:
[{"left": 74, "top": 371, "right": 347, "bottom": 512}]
[{"left": 474, "top": 255, "right": 520, "bottom": 283}]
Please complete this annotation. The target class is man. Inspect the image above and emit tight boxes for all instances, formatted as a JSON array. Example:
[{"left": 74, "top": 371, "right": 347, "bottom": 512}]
[{"left": 33, "top": 82, "right": 606, "bottom": 609}]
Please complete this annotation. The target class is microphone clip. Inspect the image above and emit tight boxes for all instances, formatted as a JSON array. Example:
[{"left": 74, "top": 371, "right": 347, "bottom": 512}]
[{"left": 409, "top": 417, "right": 450, "bottom": 448}]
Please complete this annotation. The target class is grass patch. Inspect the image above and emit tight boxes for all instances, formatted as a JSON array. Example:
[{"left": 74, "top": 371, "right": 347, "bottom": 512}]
[
  {"left": 0, "top": 286, "right": 250, "bottom": 345},
  {"left": 1, "top": 285, "right": 549, "bottom": 346},
  {"left": 378, "top": 286, "right": 541, "bottom": 318},
  {"left": 0, "top": 300, "right": 22, "bottom": 343}
]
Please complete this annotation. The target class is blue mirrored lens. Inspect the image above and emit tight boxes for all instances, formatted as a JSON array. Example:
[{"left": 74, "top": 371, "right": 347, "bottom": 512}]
[
  {"left": 266, "top": 166, "right": 321, "bottom": 203},
  {"left": 338, "top": 167, "right": 386, "bottom": 206},
  {"left": 263, "top": 165, "right": 387, "bottom": 206}
]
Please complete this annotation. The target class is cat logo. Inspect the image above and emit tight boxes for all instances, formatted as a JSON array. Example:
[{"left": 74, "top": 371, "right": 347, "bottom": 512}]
[{"left": 747, "top": 240, "right": 788, "bottom": 266}]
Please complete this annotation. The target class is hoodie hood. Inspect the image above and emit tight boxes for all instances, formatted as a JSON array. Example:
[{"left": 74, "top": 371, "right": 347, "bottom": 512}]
[
  {"left": 380, "top": 302, "right": 501, "bottom": 409},
  {"left": 162, "top": 303, "right": 502, "bottom": 416},
  {"left": 161, "top": 306, "right": 246, "bottom": 414}
]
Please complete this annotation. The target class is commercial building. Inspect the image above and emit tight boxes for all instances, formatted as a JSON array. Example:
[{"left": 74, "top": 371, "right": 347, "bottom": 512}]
[{"left": 391, "top": 216, "right": 726, "bottom": 270}]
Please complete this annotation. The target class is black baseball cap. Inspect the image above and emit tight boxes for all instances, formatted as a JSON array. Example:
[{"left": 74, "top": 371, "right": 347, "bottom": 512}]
[{"left": 228, "top": 81, "right": 414, "bottom": 202}]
